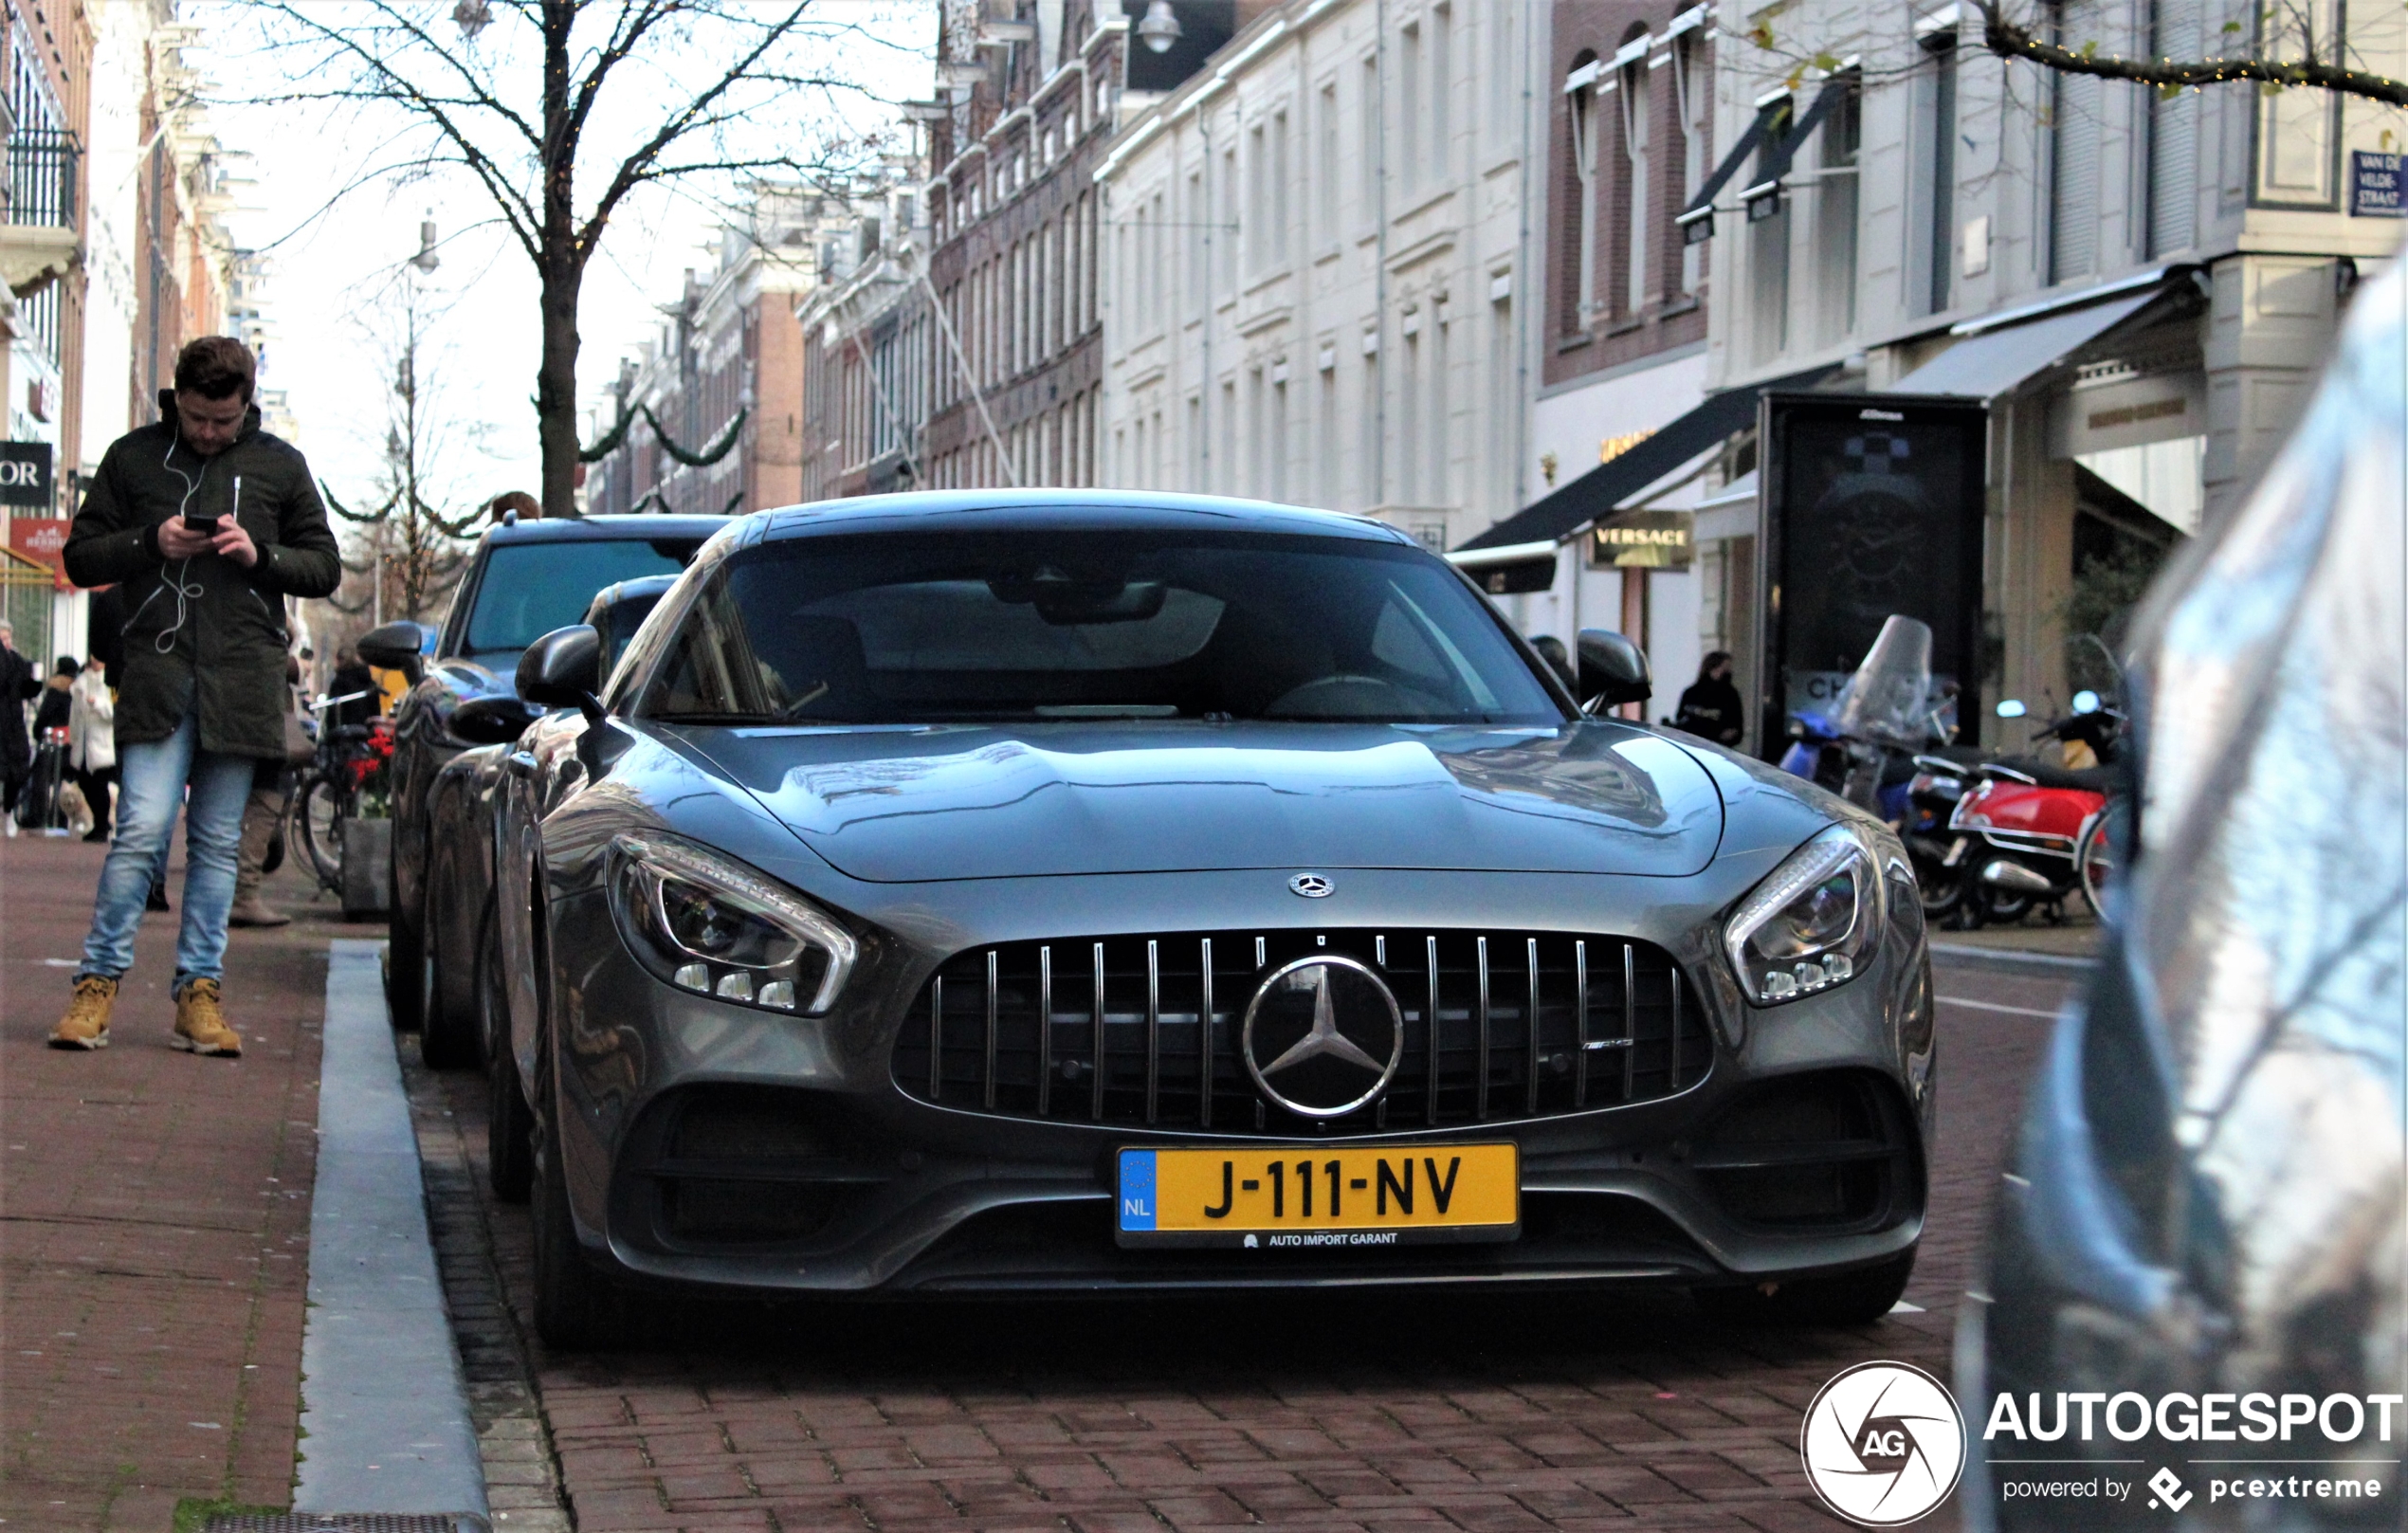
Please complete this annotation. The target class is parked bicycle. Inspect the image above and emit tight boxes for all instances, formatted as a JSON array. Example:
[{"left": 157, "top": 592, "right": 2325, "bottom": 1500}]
[{"left": 288, "top": 690, "right": 393, "bottom": 890}]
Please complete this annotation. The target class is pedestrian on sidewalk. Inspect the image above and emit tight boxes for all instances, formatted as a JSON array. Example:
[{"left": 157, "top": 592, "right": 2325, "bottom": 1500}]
[
  {"left": 0, "top": 618, "right": 37, "bottom": 835},
  {"left": 1671, "top": 650, "right": 1747, "bottom": 747},
  {"left": 228, "top": 652, "right": 304, "bottom": 930},
  {"left": 49, "top": 336, "right": 340, "bottom": 1056},
  {"left": 67, "top": 652, "right": 115, "bottom": 841}
]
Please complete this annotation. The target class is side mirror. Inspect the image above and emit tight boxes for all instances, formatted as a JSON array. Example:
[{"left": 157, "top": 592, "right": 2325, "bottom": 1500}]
[
  {"left": 1996, "top": 698, "right": 2028, "bottom": 720},
  {"left": 448, "top": 693, "right": 541, "bottom": 746},
  {"left": 356, "top": 620, "right": 429, "bottom": 684},
  {"left": 515, "top": 625, "right": 603, "bottom": 721},
  {"left": 1575, "top": 629, "right": 1651, "bottom": 710},
  {"left": 2071, "top": 689, "right": 2101, "bottom": 715}
]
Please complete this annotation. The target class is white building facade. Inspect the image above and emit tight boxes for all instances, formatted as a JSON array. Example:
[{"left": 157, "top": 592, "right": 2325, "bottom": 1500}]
[
  {"left": 1094, "top": 0, "right": 1543, "bottom": 557},
  {"left": 1701, "top": 0, "right": 2404, "bottom": 716}
]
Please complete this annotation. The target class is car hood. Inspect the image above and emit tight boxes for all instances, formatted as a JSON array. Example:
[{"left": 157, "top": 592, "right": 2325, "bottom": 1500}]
[{"left": 668, "top": 720, "right": 1724, "bottom": 883}]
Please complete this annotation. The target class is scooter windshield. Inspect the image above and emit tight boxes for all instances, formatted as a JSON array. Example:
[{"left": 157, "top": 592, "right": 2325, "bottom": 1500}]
[{"left": 1830, "top": 614, "right": 1936, "bottom": 748}]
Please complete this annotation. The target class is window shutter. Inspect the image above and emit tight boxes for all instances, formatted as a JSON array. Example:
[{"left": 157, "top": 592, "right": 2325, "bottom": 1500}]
[{"left": 2051, "top": 64, "right": 2102, "bottom": 282}]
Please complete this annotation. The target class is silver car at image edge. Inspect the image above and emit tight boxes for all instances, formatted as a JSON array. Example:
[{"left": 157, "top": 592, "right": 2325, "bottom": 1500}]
[
  {"left": 483, "top": 491, "right": 1939, "bottom": 1349},
  {"left": 1963, "top": 261, "right": 2405, "bottom": 1527}
]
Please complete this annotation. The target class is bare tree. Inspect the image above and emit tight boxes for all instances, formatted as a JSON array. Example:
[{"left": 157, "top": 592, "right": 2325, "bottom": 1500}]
[
  {"left": 1970, "top": 0, "right": 2406, "bottom": 106},
  {"left": 249, "top": 2, "right": 875, "bottom": 518},
  {"left": 320, "top": 278, "right": 483, "bottom": 625}
]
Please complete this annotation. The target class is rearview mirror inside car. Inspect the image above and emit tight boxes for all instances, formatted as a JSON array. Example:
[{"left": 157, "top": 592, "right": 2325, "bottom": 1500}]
[{"left": 1575, "top": 629, "right": 1651, "bottom": 710}]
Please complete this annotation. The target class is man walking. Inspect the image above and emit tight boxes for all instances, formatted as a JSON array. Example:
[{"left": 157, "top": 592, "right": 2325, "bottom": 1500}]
[
  {"left": 0, "top": 618, "right": 36, "bottom": 833},
  {"left": 49, "top": 337, "right": 339, "bottom": 1054}
]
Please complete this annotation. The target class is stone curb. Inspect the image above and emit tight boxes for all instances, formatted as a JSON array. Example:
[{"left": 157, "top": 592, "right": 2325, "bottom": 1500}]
[{"left": 292, "top": 940, "right": 489, "bottom": 1519}]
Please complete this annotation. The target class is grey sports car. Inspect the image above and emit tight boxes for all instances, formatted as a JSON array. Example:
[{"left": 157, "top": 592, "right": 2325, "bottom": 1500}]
[{"left": 489, "top": 491, "right": 1937, "bottom": 1348}]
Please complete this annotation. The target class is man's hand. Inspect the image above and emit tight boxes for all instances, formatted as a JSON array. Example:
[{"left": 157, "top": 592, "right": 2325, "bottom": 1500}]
[
  {"left": 155, "top": 515, "right": 259, "bottom": 568},
  {"left": 210, "top": 520, "right": 259, "bottom": 569}
]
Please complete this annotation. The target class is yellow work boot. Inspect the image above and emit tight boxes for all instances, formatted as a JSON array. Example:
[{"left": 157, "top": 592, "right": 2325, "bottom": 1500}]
[
  {"left": 172, "top": 978, "right": 242, "bottom": 1058},
  {"left": 48, "top": 975, "right": 119, "bottom": 1049}
]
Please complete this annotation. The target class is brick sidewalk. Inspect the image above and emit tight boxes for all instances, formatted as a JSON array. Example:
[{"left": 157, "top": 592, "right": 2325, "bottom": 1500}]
[{"left": 0, "top": 833, "right": 354, "bottom": 1530}]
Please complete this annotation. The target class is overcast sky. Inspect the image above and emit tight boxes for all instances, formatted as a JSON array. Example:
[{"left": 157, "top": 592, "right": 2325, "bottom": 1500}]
[{"left": 187, "top": 1, "right": 935, "bottom": 517}]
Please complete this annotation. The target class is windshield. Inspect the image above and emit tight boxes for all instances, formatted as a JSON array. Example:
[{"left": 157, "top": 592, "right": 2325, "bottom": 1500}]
[
  {"left": 1830, "top": 613, "right": 1940, "bottom": 748},
  {"left": 459, "top": 539, "right": 700, "bottom": 659},
  {"left": 639, "top": 528, "right": 1565, "bottom": 726}
]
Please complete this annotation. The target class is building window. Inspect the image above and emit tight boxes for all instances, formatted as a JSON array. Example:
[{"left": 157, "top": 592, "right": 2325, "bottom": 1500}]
[
  {"left": 1747, "top": 93, "right": 1791, "bottom": 364},
  {"left": 1400, "top": 20, "right": 1423, "bottom": 190},
  {"left": 2252, "top": 0, "right": 2341, "bottom": 208},
  {"left": 1271, "top": 109, "right": 1291, "bottom": 265},
  {"left": 1249, "top": 121, "right": 1268, "bottom": 275},
  {"left": 2048, "top": 1, "right": 2101, "bottom": 283},
  {"left": 1565, "top": 54, "right": 1600, "bottom": 329},
  {"left": 1489, "top": 1, "right": 1517, "bottom": 146},
  {"left": 1318, "top": 361, "right": 1338, "bottom": 506},
  {"left": 1919, "top": 22, "right": 1960, "bottom": 312},
  {"left": 1271, "top": 373, "right": 1289, "bottom": 502},
  {"left": 1218, "top": 380, "right": 1236, "bottom": 494},
  {"left": 1813, "top": 76, "right": 1860, "bottom": 346},
  {"left": 1489, "top": 283, "right": 1513, "bottom": 506},
  {"left": 2147, "top": 0, "right": 2199, "bottom": 255},
  {"left": 1186, "top": 168, "right": 1207, "bottom": 319},
  {"left": 1671, "top": 30, "right": 1707, "bottom": 296},
  {"left": 1616, "top": 34, "right": 1651, "bottom": 317},
  {"left": 1429, "top": 6, "right": 1451, "bottom": 186},
  {"left": 1318, "top": 82, "right": 1340, "bottom": 246},
  {"left": 1360, "top": 55, "right": 1380, "bottom": 216},
  {"left": 1360, "top": 342, "right": 1381, "bottom": 505},
  {"left": 1220, "top": 145, "right": 1239, "bottom": 297}
]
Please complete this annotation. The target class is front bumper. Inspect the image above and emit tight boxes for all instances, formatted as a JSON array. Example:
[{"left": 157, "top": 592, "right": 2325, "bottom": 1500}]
[{"left": 541, "top": 870, "right": 1934, "bottom": 1298}]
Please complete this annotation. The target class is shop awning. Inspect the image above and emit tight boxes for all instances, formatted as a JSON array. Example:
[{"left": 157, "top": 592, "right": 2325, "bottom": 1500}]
[
  {"left": 1888, "top": 283, "right": 2176, "bottom": 399},
  {"left": 1458, "top": 362, "right": 1839, "bottom": 554}
]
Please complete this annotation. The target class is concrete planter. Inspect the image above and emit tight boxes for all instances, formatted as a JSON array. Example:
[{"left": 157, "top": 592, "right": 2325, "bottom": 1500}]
[{"left": 340, "top": 817, "right": 392, "bottom": 921}]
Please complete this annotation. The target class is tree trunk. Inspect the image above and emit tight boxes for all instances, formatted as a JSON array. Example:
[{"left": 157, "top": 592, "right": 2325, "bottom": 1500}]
[
  {"left": 538, "top": 258, "right": 582, "bottom": 519},
  {"left": 536, "top": 0, "right": 581, "bottom": 520}
]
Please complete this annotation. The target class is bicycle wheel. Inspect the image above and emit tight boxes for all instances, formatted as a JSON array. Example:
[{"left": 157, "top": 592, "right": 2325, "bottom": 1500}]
[
  {"left": 296, "top": 774, "right": 351, "bottom": 887},
  {"left": 2076, "top": 802, "right": 2125, "bottom": 922}
]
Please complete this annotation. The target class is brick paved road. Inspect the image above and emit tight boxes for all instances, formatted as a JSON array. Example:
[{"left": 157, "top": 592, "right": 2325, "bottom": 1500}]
[
  {"left": 0, "top": 833, "right": 353, "bottom": 1530},
  {"left": 418, "top": 956, "right": 2077, "bottom": 1533}
]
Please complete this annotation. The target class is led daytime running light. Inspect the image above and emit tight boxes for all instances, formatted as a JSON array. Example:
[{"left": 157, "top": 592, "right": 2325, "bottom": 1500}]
[
  {"left": 612, "top": 833, "right": 857, "bottom": 1014},
  {"left": 1723, "top": 825, "right": 1879, "bottom": 1006}
]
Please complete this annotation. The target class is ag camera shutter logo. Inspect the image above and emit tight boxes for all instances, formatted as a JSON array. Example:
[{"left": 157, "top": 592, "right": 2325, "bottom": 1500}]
[{"left": 1800, "top": 1360, "right": 1966, "bottom": 1525}]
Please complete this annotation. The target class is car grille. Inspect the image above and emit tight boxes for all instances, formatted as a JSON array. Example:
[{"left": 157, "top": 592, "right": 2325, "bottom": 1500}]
[{"left": 891, "top": 927, "right": 1712, "bottom": 1135}]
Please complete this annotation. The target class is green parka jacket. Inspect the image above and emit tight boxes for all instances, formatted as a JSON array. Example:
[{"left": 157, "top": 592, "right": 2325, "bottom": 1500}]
[{"left": 63, "top": 394, "right": 341, "bottom": 758}]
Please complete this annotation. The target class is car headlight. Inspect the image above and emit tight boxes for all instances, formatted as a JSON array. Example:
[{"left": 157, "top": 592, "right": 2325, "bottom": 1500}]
[
  {"left": 608, "top": 833, "right": 856, "bottom": 1013},
  {"left": 1724, "top": 824, "right": 1884, "bottom": 1005}
]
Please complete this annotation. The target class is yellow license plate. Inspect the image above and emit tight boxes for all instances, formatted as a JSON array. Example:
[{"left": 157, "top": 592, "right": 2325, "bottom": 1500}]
[{"left": 1115, "top": 1143, "right": 1520, "bottom": 1248}]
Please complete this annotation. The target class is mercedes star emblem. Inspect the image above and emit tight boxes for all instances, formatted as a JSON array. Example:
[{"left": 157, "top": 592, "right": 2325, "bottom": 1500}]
[
  {"left": 1287, "top": 872, "right": 1334, "bottom": 898},
  {"left": 1240, "top": 955, "right": 1404, "bottom": 1119}
]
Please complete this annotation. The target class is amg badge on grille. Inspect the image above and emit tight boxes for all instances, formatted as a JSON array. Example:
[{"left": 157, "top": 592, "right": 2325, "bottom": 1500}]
[
  {"left": 1240, "top": 956, "right": 1403, "bottom": 1118},
  {"left": 1287, "top": 873, "right": 1334, "bottom": 898}
]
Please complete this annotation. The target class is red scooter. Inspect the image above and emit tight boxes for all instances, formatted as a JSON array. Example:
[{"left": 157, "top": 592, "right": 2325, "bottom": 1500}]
[{"left": 1945, "top": 691, "right": 2124, "bottom": 924}]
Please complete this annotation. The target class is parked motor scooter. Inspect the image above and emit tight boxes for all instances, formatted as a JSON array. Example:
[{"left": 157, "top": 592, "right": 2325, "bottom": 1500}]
[
  {"left": 1777, "top": 709, "right": 1848, "bottom": 793},
  {"left": 1947, "top": 690, "right": 2125, "bottom": 923}
]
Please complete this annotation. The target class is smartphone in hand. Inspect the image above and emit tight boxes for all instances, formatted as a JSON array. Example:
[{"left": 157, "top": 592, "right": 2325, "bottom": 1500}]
[{"left": 183, "top": 512, "right": 222, "bottom": 535}]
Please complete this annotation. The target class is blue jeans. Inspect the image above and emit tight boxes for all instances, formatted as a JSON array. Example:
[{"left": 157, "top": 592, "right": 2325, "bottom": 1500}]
[{"left": 79, "top": 711, "right": 255, "bottom": 986}]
